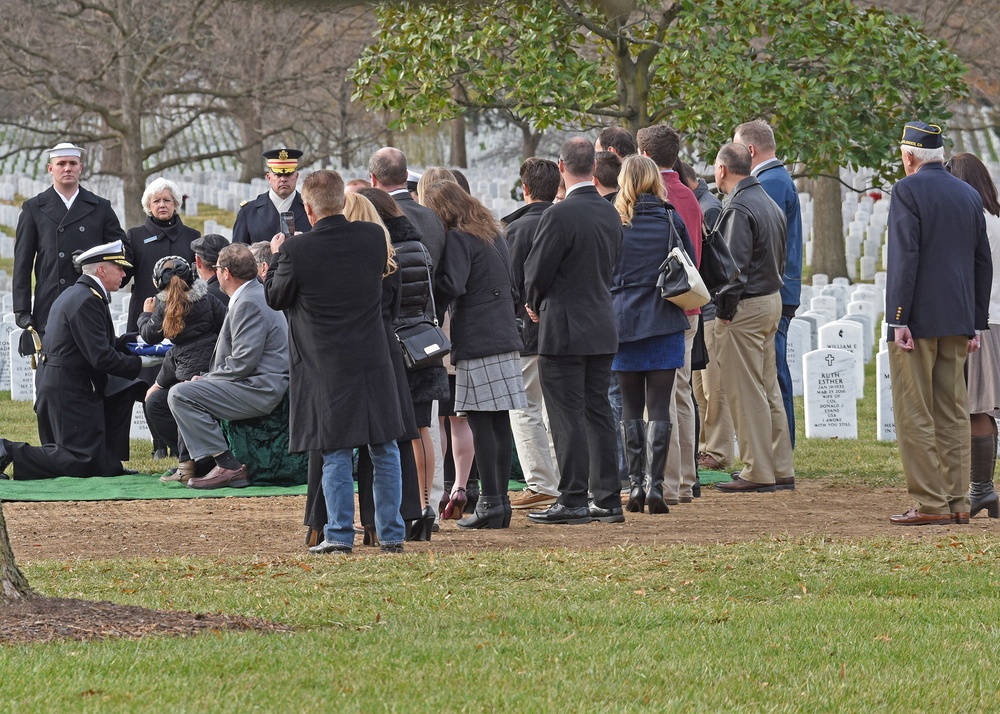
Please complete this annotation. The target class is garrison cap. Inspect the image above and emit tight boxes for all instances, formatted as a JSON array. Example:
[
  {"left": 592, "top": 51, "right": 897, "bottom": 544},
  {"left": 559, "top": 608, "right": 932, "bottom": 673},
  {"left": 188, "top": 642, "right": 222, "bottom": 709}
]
[{"left": 900, "top": 122, "right": 943, "bottom": 150}]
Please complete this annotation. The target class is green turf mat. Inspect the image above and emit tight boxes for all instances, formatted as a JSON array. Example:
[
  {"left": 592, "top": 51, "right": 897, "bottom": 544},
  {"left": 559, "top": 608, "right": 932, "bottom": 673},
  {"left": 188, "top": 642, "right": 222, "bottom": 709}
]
[
  {"left": 699, "top": 469, "right": 731, "bottom": 485},
  {"left": 0, "top": 473, "right": 308, "bottom": 502}
]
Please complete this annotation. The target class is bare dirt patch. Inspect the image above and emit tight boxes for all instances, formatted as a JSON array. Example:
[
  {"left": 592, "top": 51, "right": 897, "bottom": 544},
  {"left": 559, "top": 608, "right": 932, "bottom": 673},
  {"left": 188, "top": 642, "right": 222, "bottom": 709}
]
[{"left": 3, "top": 478, "right": 994, "bottom": 645}]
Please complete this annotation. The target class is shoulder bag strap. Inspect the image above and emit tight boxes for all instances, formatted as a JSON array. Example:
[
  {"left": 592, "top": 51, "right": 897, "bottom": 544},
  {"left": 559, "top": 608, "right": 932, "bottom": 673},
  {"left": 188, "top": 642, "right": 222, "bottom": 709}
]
[{"left": 416, "top": 242, "right": 440, "bottom": 327}]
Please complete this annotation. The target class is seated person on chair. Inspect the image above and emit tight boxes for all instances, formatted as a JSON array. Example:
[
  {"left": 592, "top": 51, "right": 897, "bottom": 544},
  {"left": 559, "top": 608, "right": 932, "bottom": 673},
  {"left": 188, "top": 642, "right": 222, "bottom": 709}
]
[
  {"left": 0, "top": 240, "right": 153, "bottom": 479},
  {"left": 167, "top": 243, "right": 289, "bottom": 489}
]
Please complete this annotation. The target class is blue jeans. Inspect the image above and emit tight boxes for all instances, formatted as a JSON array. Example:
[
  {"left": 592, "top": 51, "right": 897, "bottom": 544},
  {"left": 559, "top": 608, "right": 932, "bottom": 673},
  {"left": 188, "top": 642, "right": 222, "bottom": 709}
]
[
  {"left": 321, "top": 441, "right": 405, "bottom": 548},
  {"left": 775, "top": 313, "right": 795, "bottom": 448}
]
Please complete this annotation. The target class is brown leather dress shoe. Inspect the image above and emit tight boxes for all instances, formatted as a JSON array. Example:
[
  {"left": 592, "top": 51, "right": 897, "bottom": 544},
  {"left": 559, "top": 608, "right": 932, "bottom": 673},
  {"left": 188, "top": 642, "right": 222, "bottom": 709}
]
[
  {"left": 888, "top": 507, "right": 953, "bottom": 525},
  {"left": 716, "top": 477, "right": 776, "bottom": 493},
  {"left": 952, "top": 512, "right": 970, "bottom": 524},
  {"left": 187, "top": 465, "right": 249, "bottom": 489}
]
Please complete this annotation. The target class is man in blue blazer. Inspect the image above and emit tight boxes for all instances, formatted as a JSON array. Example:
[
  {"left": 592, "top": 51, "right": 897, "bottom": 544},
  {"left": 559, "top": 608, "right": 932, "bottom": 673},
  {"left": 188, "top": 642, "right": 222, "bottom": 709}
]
[
  {"left": 523, "top": 137, "right": 624, "bottom": 525},
  {"left": 232, "top": 148, "right": 311, "bottom": 245},
  {"left": 886, "top": 121, "right": 992, "bottom": 525}
]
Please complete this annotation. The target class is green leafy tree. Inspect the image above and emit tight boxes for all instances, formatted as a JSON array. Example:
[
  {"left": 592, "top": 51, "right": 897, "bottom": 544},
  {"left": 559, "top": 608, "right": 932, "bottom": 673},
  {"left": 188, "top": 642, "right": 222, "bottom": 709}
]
[{"left": 351, "top": 0, "right": 965, "bottom": 277}]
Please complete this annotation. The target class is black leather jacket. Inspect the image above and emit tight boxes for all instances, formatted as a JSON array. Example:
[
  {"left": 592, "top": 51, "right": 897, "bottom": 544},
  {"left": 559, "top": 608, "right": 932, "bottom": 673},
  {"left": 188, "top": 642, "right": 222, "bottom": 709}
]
[{"left": 714, "top": 177, "right": 787, "bottom": 321}]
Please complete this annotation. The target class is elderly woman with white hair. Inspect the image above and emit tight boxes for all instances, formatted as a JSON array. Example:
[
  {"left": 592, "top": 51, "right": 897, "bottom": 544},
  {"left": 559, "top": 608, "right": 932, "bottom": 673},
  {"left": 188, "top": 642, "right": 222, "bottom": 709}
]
[
  {"left": 123, "top": 177, "right": 201, "bottom": 459},
  {"left": 123, "top": 177, "right": 200, "bottom": 333}
]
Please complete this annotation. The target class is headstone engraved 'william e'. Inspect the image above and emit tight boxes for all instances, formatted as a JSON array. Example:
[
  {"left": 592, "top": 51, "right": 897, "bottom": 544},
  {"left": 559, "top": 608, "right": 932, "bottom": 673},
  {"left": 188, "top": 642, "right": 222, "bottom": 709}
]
[
  {"left": 0, "top": 322, "right": 19, "bottom": 390},
  {"left": 818, "top": 320, "right": 864, "bottom": 399},
  {"left": 803, "top": 348, "right": 857, "bottom": 439},
  {"left": 876, "top": 349, "right": 895, "bottom": 441}
]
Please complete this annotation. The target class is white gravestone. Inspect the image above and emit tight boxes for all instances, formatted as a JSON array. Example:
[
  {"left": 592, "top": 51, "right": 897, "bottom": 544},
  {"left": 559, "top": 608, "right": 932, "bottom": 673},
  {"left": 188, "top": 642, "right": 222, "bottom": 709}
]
[
  {"left": 8, "top": 330, "right": 35, "bottom": 402},
  {"left": 876, "top": 349, "right": 896, "bottom": 442},
  {"left": 795, "top": 313, "right": 820, "bottom": 347},
  {"left": 130, "top": 401, "right": 153, "bottom": 442},
  {"left": 841, "top": 312, "right": 873, "bottom": 362},
  {"left": 803, "top": 348, "right": 858, "bottom": 439},
  {"left": 810, "top": 295, "right": 838, "bottom": 323},
  {"left": 801, "top": 309, "right": 830, "bottom": 330},
  {"left": 0, "top": 322, "right": 20, "bottom": 390},
  {"left": 787, "top": 318, "right": 811, "bottom": 397},
  {"left": 820, "top": 284, "right": 849, "bottom": 318},
  {"left": 812, "top": 274, "right": 829, "bottom": 288},
  {"left": 818, "top": 321, "right": 864, "bottom": 399}
]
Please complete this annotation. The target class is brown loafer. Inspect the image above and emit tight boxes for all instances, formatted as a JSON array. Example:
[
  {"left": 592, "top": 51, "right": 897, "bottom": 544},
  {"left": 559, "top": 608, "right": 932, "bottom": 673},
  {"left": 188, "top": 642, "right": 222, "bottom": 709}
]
[
  {"left": 187, "top": 464, "right": 249, "bottom": 489},
  {"left": 889, "top": 507, "right": 953, "bottom": 526},
  {"left": 952, "top": 512, "right": 970, "bottom": 524},
  {"left": 775, "top": 476, "right": 795, "bottom": 490},
  {"left": 716, "top": 477, "right": 776, "bottom": 493},
  {"left": 697, "top": 453, "right": 724, "bottom": 471}
]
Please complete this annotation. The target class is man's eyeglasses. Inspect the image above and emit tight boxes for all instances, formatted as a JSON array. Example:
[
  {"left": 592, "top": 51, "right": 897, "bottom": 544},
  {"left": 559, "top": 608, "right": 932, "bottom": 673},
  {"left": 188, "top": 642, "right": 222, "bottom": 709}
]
[{"left": 213, "top": 264, "right": 228, "bottom": 273}]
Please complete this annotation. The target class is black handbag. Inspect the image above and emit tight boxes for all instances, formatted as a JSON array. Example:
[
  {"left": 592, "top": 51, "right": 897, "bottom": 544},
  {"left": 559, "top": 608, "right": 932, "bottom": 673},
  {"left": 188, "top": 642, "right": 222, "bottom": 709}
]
[
  {"left": 656, "top": 210, "right": 710, "bottom": 310},
  {"left": 395, "top": 245, "right": 451, "bottom": 369},
  {"left": 699, "top": 217, "right": 740, "bottom": 294}
]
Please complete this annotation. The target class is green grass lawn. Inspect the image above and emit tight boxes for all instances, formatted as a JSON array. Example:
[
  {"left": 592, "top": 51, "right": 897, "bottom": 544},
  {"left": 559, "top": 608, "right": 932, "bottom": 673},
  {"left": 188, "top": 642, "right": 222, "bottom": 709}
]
[{"left": 2, "top": 289, "right": 995, "bottom": 712}]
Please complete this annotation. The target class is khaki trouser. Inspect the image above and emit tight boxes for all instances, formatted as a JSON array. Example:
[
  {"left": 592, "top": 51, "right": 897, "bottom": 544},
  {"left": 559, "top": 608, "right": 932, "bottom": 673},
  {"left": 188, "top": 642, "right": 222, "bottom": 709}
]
[
  {"left": 509, "top": 354, "right": 560, "bottom": 497},
  {"left": 889, "top": 335, "right": 970, "bottom": 514},
  {"left": 665, "top": 315, "right": 699, "bottom": 500},
  {"left": 715, "top": 294, "right": 793, "bottom": 484},
  {"left": 693, "top": 317, "right": 735, "bottom": 468}
]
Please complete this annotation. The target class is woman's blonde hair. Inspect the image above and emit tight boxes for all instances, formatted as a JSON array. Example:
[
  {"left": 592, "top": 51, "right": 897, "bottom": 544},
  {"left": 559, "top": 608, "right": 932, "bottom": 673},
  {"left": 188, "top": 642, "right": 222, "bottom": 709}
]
[
  {"left": 416, "top": 166, "right": 458, "bottom": 205},
  {"left": 343, "top": 192, "right": 397, "bottom": 276},
  {"left": 614, "top": 154, "right": 665, "bottom": 226}
]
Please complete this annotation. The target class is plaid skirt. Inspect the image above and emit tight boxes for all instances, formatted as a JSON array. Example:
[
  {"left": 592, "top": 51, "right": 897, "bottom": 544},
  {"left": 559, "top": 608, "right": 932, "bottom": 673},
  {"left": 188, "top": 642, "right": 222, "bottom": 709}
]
[
  {"left": 454, "top": 351, "right": 528, "bottom": 412},
  {"left": 970, "top": 324, "right": 1000, "bottom": 414}
]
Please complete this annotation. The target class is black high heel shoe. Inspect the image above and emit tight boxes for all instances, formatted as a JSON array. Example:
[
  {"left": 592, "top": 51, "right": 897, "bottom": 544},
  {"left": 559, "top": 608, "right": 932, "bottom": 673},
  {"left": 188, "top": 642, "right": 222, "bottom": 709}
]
[
  {"left": 362, "top": 524, "right": 379, "bottom": 546},
  {"left": 407, "top": 506, "right": 435, "bottom": 541}
]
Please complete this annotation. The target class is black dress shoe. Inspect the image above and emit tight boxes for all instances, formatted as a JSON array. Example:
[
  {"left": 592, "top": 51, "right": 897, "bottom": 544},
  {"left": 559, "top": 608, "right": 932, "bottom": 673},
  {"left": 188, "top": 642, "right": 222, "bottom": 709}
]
[
  {"left": 588, "top": 502, "right": 625, "bottom": 523},
  {"left": 0, "top": 440, "right": 12, "bottom": 476},
  {"left": 527, "top": 503, "right": 593, "bottom": 525}
]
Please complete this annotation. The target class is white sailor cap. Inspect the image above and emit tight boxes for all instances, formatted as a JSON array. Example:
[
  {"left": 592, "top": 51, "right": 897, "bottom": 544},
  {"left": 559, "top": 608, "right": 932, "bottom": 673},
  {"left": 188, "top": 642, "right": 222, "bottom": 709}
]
[
  {"left": 75, "top": 240, "right": 131, "bottom": 268},
  {"left": 47, "top": 142, "right": 86, "bottom": 159}
]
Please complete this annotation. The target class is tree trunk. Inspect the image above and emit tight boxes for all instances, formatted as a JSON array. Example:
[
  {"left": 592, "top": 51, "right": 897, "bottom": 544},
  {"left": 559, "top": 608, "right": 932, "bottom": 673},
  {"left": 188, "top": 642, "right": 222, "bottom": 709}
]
[
  {"left": 122, "top": 130, "right": 148, "bottom": 230},
  {"left": 450, "top": 114, "right": 467, "bottom": 168},
  {"left": 806, "top": 174, "right": 847, "bottom": 279},
  {"left": 0, "top": 504, "right": 33, "bottom": 601},
  {"left": 520, "top": 125, "right": 542, "bottom": 161},
  {"left": 237, "top": 110, "right": 265, "bottom": 184}
]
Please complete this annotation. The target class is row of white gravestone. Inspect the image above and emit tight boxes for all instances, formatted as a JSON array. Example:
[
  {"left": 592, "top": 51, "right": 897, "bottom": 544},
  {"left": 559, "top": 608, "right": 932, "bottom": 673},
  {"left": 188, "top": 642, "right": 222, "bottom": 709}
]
[{"left": 4, "top": 328, "right": 155, "bottom": 442}]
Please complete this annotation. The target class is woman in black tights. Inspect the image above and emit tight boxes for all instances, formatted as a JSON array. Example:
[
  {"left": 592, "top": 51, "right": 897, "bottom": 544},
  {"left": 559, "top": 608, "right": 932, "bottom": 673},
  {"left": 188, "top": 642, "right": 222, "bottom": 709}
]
[
  {"left": 612, "top": 155, "right": 697, "bottom": 513},
  {"left": 423, "top": 181, "right": 527, "bottom": 529}
]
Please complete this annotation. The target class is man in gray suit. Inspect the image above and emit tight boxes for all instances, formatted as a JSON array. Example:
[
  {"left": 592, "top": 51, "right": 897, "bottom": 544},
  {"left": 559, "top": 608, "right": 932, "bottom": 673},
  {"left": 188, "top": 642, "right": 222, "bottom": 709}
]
[{"left": 168, "top": 243, "right": 289, "bottom": 489}]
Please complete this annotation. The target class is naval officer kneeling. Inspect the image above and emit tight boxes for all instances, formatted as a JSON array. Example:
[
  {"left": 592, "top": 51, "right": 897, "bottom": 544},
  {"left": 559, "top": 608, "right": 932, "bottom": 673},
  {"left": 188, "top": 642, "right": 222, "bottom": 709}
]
[{"left": 0, "top": 240, "right": 155, "bottom": 479}]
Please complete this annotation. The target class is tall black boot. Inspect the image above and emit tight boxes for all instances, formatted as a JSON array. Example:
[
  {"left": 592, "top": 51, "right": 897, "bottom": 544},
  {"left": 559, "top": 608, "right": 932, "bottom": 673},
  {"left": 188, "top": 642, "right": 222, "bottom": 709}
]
[
  {"left": 645, "top": 420, "right": 672, "bottom": 514},
  {"left": 456, "top": 495, "right": 507, "bottom": 529},
  {"left": 621, "top": 420, "right": 646, "bottom": 513},
  {"left": 970, "top": 433, "right": 999, "bottom": 518}
]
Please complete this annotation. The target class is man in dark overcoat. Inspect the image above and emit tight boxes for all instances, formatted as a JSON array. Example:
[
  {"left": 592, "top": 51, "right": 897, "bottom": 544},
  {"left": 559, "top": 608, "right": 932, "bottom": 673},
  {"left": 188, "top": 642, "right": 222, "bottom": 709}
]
[
  {"left": 523, "top": 137, "right": 624, "bottom": 525},
  {"left": 13, "top": 142, "right": 126, "bottom": 349},
  {"left": 887, "top": 121, "right": 992, "bottom": 525},
  {"left": 0, "top": 241, "right": 146, "bottom": 479},
  {"left": 232, "top": 148, "right": 311, "bottom": 245},
  {"left": 265, "top": 169, "right": 406, "bottom": 554}
]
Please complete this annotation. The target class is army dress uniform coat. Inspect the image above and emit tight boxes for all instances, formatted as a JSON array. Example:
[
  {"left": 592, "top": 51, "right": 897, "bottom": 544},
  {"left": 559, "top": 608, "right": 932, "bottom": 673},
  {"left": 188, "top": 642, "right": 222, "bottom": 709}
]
[
  {"left": 231, "top": 191, "right": 310, "bottom": 245},
  {"left": 9, "top": 274, "right": 143, "bottom": 479},
  {"left": 265, "top": 214, "right": 404, "bottom": 453},
  {"left": 13, "top": 186, "right": 126, "bottom": 333}
]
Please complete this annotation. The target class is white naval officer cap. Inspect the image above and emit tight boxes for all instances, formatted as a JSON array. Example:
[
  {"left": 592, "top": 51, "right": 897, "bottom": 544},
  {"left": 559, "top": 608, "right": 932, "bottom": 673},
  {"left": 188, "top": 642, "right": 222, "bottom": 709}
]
[
  {"left": 74, "top": 240, "right": 132, "bottom": 269},
  {"left": 47, "top": 142, "right": 86, "bottom": 159}
]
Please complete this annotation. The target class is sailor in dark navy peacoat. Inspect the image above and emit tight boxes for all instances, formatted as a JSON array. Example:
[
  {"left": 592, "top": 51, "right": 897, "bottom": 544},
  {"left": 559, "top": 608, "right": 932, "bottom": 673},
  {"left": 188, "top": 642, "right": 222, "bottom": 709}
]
[{"left": 14, "top": 185, "right": 126, "bottom": 334}]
